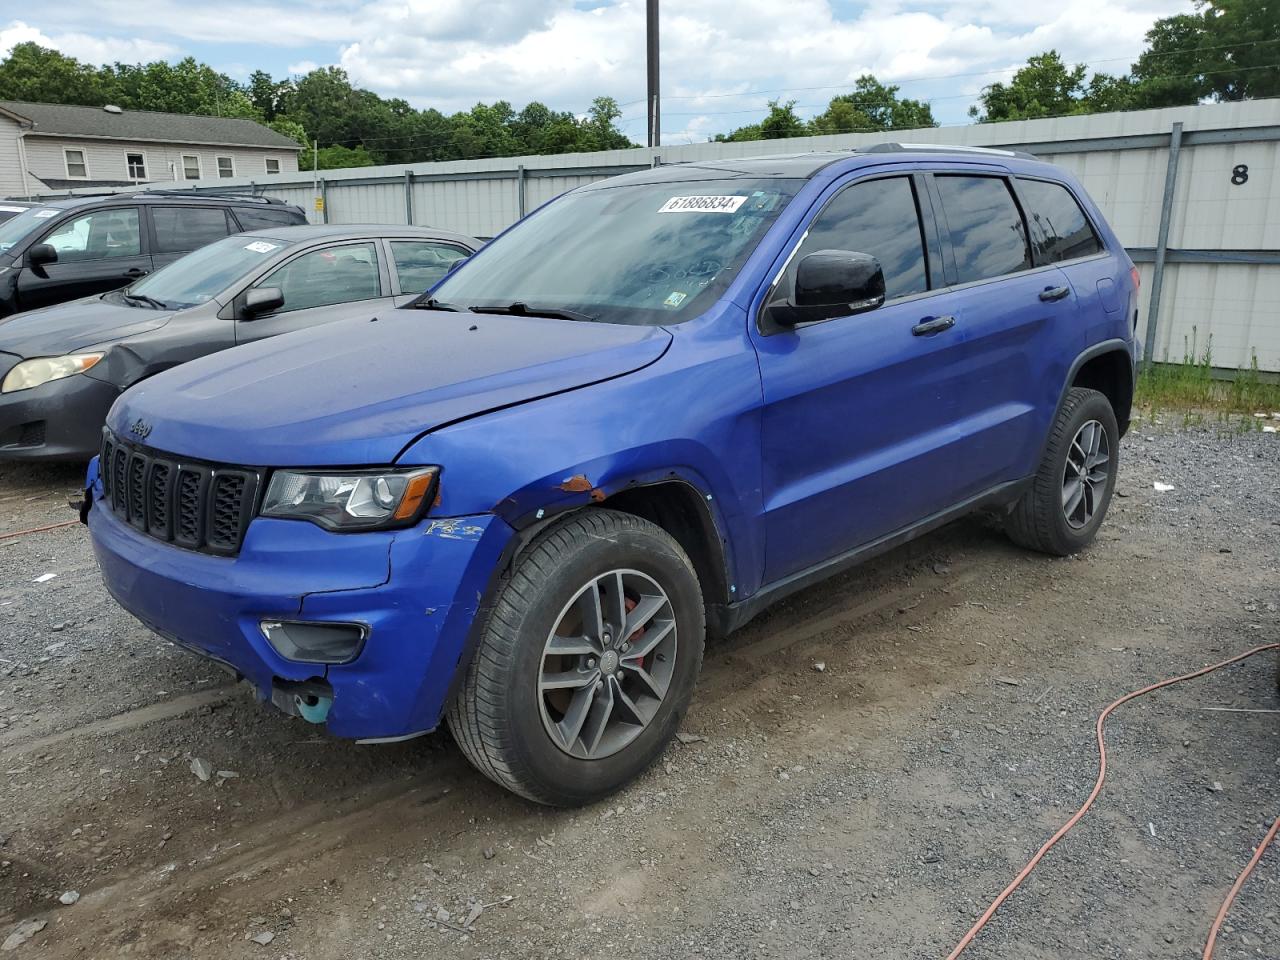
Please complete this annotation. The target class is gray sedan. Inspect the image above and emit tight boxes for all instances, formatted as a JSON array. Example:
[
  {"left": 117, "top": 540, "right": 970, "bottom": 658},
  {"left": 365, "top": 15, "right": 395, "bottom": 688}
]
[{"left": 0, "top": 224, "right": 478, "bottom": 460}]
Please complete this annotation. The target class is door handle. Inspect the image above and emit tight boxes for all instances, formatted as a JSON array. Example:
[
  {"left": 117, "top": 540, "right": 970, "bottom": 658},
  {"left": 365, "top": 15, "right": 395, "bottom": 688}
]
[
  {"left": 125, "top": 268, "right": 149, "bottom": 278},
  {"left": 1039, "top": 285, "right": 1070, "bottom": 302},
  {"left": 912, "top": 315, "right": 956, "bottom": 336}
]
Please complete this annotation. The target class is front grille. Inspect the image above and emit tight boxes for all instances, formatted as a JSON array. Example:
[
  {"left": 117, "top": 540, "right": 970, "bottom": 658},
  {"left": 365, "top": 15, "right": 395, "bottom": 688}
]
[{"left": 99, "top": 430, "right": 261, "bottom": 556}]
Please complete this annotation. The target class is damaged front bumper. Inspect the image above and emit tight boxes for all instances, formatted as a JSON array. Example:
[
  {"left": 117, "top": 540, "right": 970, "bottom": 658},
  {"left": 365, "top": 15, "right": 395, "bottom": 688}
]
[{"left": 86, "top": 462, "right": 514, "bottom": 740}]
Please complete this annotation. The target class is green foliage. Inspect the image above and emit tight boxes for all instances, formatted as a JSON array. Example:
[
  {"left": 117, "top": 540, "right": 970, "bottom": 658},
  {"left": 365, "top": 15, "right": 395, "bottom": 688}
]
[
  {"left": 0, "top": 44, "right": 638, "bottom": 167},
  {"left": 716, "top": 81, "right": 936, "bottom": 142},
  {"left": 978, "top": 2, "right": 1280, "bottom": 121},
  {"left": 970, "top": 51, "right": 1136, "bottom": 122},
  {"left": 1135, "top": 332, "right": 1280, "bottom": 415}
]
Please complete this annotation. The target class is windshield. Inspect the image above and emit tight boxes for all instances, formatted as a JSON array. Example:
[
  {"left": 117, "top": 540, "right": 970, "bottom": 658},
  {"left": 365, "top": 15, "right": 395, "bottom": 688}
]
[
  {"left": 127, "top": 234, "right": 295, "bottom": 309},
  {"left": 429, "top": 178, "right": 803, "bottom": 325},
  {"left": 0, "top": 207, "right": 60, "bottom": 253}
]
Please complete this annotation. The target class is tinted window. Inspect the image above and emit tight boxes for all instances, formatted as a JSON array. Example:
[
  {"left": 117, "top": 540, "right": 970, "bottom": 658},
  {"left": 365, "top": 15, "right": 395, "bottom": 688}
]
[
  {"left": 255, "top": 242, "right": 381, "bottom": 313},
  {"left": 1017, "top": 179, "right": 1102, "bottom": 264},
  {"left": 152, "top": 206, "right": 233, "bottom": 255},
  {"left": 935, "top": 176, "right": 1031, "bottom": 284},
  {"left": 234, "top": 207, "right": 305, "bottom": 231},
  {"left": 391, "top": 240, "right": 471, "bottom": 293},
  {"left": 42, "top": 208, "right": 141, "bottom": 261},
  {"left": 788, "top": 176, "right": 928, "bottom": 301}
]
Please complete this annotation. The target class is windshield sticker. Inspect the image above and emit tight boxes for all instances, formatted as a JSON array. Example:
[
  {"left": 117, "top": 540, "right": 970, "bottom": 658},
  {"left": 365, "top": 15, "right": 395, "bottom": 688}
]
[
  {"left": 244, "top": 241, "right": 279, "bottom": 254},
  {"left": 0, "top": 205, "right": 27, "bottom": 213},
  {"left": 663, "top": 291, "right": 688, "bottom": 308},
  {"left": 658, "top": 195, "right": 748, "bottom": 214},
  {"left": 34, "top": 209, "right": 58, "bottom": 218}
]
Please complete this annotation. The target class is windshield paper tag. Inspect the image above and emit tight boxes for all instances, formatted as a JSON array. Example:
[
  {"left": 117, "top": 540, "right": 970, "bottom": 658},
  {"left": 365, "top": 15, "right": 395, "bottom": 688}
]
[
  {"left": 658, "top": 195, "right": 748, "bottom": 214},
  {"left": 34, "top": 209, "right": 58, "bottom": 218},
  {"left": 244, "top": 241, "right": 279, "bottom": 253}
]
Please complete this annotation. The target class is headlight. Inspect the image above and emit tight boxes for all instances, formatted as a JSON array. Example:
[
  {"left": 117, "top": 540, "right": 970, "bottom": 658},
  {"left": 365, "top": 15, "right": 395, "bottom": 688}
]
[
  {"left": 1, "top": 353, "right": 104, "bottom": 393},
  {"left": 261, "top": 467, "right": 439, "bottom": 531}
]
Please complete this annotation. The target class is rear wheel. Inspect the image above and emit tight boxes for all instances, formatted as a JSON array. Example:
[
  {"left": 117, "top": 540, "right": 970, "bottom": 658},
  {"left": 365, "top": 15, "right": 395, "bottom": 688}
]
[
  {"left": 447, "top": 509, "right": 704, "bottom": 806},
  {"left": 1006, "top": 386, "right": 1119, "bottom": 556}
]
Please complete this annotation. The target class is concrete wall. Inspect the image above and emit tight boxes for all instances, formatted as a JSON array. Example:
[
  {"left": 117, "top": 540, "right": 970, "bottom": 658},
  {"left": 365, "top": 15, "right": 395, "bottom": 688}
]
[
  {"left": 20, "top": 136, "right": 299, "bottom": 188},
  {"left": 37, "top": 99, "right": 1280, "bottom": 371}
]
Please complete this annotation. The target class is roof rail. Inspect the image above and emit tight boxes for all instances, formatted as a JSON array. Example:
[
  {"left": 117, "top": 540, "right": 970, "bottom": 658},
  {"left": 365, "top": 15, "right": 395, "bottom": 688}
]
[
  {"left": 133, "top": 189, "right": 285, "bottom": 205},
  {"left": 862, "top": 141, "right": 1039, "bottom": 161}
]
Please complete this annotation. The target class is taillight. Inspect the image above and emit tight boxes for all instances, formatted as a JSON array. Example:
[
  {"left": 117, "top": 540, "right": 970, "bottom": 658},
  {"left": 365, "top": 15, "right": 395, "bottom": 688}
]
[{"left": 1130, "top": 266, "right": 1140, "bottom": 289}]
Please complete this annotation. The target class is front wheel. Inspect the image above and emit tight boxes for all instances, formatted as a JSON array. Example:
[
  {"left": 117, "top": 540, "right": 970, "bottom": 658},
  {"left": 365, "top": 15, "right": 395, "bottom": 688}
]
[
  {"left": 447, "top": 509, "right": 704, "bottom": 806},
  {"left": 1006, "top": 386, "right": 1119, "bottom": 556}
]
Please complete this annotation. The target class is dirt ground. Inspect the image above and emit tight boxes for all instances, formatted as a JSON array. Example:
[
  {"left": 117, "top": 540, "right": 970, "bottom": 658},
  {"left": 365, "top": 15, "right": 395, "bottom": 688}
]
[{"left": 1, "top": 417, "right": 1277, "bottom": 960}]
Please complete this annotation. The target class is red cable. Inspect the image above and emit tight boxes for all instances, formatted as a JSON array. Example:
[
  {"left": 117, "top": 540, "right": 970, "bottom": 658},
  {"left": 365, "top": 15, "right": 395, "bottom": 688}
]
[
  {"left": 945, "top": 641, "right": 1280, "bottom": 960},
  {"left": 0, "top": 519, "right": 80, "bottom": 541},
  {"left": 1203, "top": 812, "right": 1280, "bottom": 960}
]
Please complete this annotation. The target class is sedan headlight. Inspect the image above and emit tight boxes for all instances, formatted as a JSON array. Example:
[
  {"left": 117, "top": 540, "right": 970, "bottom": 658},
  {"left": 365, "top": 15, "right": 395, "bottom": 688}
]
[
  {"left": 261, "top": 467, "right": 439, "bottom": 531},
  {"left": 1, "top": 353, "right": 104, "bottom": 393}
]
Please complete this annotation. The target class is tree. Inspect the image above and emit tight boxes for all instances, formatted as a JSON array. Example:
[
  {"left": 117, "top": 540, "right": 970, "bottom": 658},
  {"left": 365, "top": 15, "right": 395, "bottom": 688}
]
[
  {"left": 811, "top": 75, "right": 936, "bottom": 133},
  {"left": 299, "top": 144, "right": 375, "bottom": 170},
  {"left": 0, "top": 42, "right": 110, "bottom": 105},
  {"left": 970, "top": 51, "right": 1133, "bottom": 121},
  {"left": 107, "top": 57, "right": 257, "bottom": 117},
  {"left": 1134, "top": 0, "right": 1280, "bottom": 106},
  {"left": 715, "top": 99, "right": 807, "bottom": 142}
]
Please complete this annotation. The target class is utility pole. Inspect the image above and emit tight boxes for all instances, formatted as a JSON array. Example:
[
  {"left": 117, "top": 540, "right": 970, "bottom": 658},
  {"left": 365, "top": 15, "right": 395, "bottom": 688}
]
[{"left": 646, "top": 0, "right": 660, "bottom": 148}]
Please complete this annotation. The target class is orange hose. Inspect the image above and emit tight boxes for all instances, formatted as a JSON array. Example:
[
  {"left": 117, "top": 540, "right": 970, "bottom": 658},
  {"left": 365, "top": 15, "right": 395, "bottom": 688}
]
[
  {"left": 1202, "top": 812, "right": 1280, "bottom": 960},
  {"left": 945, "top": 641, "right": 1280, "bottom": 960},
  {"left": 0, "top": 518, "right": 80, "bottom": 541}
]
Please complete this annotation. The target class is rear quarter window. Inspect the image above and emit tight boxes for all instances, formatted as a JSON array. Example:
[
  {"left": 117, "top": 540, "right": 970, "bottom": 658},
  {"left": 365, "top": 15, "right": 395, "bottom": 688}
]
[
  {"left": 233, "top": 206, "right": 307, "bottom": 231},
  {"left": 1016, "top": 178, "right": 1103, "bottom": 263}
]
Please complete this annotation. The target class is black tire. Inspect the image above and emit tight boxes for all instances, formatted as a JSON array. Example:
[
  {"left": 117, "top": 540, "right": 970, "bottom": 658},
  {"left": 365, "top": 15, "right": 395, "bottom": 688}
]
[
  {"left": 446, "top": 509, "right": 704, "bottom": 806},
  {"left": 1006, "top": 386, "right": 1119, "bottom": 556}
]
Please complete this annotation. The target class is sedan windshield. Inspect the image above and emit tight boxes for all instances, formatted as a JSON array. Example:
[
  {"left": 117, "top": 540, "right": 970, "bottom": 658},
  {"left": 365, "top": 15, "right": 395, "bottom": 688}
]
[
  {"left": 429, "top": 178, "right": 803, "bottom": 325},
  {"left": 126, "top": 234, "right": 295, "bottom": 309},
  {"left": 0, "top": 207, "right": 60, "bottom": 253}
]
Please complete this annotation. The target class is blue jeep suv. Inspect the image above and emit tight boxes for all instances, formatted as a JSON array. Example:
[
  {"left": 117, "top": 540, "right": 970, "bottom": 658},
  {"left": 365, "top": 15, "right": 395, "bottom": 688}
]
[{"left": 85, "top": 145, "right": 1137, "bottom": 805}]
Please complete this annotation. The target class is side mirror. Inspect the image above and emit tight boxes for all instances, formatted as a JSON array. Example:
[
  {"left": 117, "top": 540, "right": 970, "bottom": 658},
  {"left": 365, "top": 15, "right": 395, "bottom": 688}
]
[
  {"left": 243, "top": 286, "right": 284, "bottom": 318},
  {"left": 773, "top": 250, "right": 886, "bottom": 326},
  {"left": 28, "top": 243, "right": 58, "bottom": 267}
]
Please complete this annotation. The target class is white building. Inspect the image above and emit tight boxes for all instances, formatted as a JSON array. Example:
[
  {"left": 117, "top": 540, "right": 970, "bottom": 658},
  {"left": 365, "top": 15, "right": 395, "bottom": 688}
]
[{"left": 0, "top": 100, "right": 302, "bottom": 197}]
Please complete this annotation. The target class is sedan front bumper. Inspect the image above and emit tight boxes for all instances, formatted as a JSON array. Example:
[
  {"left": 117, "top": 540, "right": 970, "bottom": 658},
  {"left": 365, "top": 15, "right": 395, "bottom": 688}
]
[{"left": 0, "top": 372, "right": 119, "bottom": 461}]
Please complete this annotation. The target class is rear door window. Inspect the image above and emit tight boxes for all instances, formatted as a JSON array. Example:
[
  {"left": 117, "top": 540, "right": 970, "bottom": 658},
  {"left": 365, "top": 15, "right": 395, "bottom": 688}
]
[
  {"left": 41, "top": 208, "right": 142, "bottom": 261},
  {"left": 934, "top": 176, "right": 1031, "bottom": 284},
  {"left": 389, "top": 240, "right": 472, "bottom": 293},
  {"left": 1016, "top": 178, "right": 1103, "bottom": 264},
  {"left": 253, "top": 242, "right": 382, "bottom": 314},
  {"left": 784, "top": 176, "right": 929, "bottom": 302},
  {"left": 152, "top": 206, "right": 234, "bottom": 255}
]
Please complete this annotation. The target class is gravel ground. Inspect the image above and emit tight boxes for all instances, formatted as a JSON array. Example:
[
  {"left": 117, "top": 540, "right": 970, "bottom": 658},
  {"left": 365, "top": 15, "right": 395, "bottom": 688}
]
[{"left": 1, "top": 417, "right": 1277, "bottom": 960}]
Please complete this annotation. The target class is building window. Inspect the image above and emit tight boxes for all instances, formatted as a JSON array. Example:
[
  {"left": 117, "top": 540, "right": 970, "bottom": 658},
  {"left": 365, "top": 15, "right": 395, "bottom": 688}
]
[
  {"left": 216, "top": 156, "right": 235, "bottom": 178},
  {"left": 126, "top": 152, "right": 146, "bottom": 180},
  {"left": 265, "top": 157, "right": 281, "bottom": 175},
  {"left": 182, "top": 155, "right": 201, "bottom": 180},
  {"left": 64, "top": 148, "right": 88, "bottom": 179}
]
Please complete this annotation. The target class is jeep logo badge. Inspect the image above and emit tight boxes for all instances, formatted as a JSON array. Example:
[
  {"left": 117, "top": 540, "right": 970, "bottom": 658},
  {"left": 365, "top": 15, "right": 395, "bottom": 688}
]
[{"left": 129, "top": 418, "right": 152, "bottom": 439}]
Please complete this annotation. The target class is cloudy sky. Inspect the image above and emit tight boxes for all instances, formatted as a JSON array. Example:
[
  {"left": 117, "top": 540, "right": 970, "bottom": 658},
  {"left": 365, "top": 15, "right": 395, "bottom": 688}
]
[{"left": 2, "top": 0, "right": 1193, "bottom": 140}]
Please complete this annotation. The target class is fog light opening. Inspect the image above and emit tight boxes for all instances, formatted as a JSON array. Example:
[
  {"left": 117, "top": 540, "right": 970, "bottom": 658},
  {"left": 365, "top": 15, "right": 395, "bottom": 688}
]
[{"left": 260, "top": 619, "right": 367, "bottom": 664}]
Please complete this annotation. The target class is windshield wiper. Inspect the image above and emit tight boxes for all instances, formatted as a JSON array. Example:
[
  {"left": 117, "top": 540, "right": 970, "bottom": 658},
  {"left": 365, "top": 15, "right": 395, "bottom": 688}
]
[
  {"left": 123, "top": 293, "right": 169, "bottom": 310},
  {"left": 469, "top": 301, "right": 597, "bottom": 323},
  {"left": 410, "top": 297, "right": 462, "bottom": 311}
]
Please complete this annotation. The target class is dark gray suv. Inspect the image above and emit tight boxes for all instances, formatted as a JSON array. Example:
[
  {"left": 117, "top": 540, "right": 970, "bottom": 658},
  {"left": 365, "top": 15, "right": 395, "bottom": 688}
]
[{"left": 0, "top": 192, "right": 307, "bottom": 317}]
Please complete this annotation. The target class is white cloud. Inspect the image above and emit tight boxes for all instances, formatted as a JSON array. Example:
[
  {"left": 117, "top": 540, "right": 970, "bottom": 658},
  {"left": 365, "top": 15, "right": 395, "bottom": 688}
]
[
  {"left": 287, "top": 59, "right": 320, "bottom": 75},
  {"left": 1, "top": 19, "right": 178, "bottom": 64},
  {"left": 6, "top": 0, "right": 1197, "bottom": 132}
]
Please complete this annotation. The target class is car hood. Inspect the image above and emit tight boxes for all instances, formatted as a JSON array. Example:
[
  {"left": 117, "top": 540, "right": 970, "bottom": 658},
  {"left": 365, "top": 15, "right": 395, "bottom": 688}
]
[
  {"left": 107, "top": 309, "right": 673, "bottom": 466},
  {"left": 0, "top": 295, "right": 174, "bottom": 357}
]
